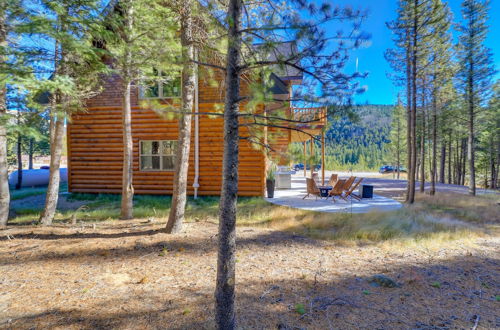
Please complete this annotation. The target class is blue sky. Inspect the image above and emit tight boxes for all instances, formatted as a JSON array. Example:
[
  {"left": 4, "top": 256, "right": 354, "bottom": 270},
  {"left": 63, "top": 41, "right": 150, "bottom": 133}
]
[{"left": 334, "top": 0, "right": 500, "bottom": 105}]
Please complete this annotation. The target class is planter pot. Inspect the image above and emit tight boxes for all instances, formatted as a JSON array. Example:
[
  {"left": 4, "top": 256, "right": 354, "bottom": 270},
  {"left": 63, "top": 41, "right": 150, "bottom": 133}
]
[{"left": 266, "top": 179, "right": 275, "bottom": 198}]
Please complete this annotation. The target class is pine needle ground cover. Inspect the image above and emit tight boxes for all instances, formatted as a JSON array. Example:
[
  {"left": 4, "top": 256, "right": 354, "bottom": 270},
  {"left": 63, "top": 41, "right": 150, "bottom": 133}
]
[
  {"left": 0, "top": 220, "right": 498, "bottom": 329},
  {"left": 1, "top": 191, "right": 499, "bottom": 328}
]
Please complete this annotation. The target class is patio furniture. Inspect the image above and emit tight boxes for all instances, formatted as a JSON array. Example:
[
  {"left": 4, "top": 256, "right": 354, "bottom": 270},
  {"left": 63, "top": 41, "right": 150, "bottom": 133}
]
[
  {"left": 328, "top": 179, "right": 346, "bottom": 203},
  {"left": 276, "top": 167, "right": 294, "bottom": 189},
  {"left": 318, "top": 185, "right": 333, "bottom": 197},
  {"left": 342, "top": 176, "right": 356, "bottom": 192},
  {"left": 360, "top": 184, "right": 374, "bottom": 198},
  {"left": 328, "top": 174, "right": 338, "bottom": 186},
  {"left": 303, "top": 178, "right": 321, "bottom": 200},
  {"left": 312, "top": 172, "right": 320, "bottom": 184},
  {"left": 345, "top": 177, "right": 363, "bottom": 201}
]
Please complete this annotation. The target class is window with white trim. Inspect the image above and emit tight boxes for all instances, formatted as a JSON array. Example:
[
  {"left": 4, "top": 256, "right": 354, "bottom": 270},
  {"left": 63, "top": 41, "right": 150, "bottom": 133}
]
[
  {"left": 140, "top": 140, "right": 177, "bottom": 171},
  {"left": 140, "top": 70, "right": 181, "bottom": 99}
]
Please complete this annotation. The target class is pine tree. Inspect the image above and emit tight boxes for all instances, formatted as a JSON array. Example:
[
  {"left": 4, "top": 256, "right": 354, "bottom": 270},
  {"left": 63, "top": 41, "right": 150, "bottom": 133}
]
[
  {"left": 0, "top": 5, "right": 9, "bottom": 225},
  {"left": 387, "top": 0, "right": 454, "bottom": 201},
  {"left": 22, "top": 0, "right": 108, "bottom": 225},
  {"left": 165, "top": 0, "right": 205, "bottom": 233},
  {"left": 427, "top": 0, "right": 454, "bottom": 195},
  {"left": 457, "top": 0, "right": 496, "bottom": 195},
  {"left": 0, "top": 0, "right": 30, "bottom": 226},
  {"left": 207, "top": 1, "right": 368, "bottom": 327},
  {"left": 390, "top": 98, "right": 407, "bottom": 179},
  {"left": 477, "top": 80, "right": 499, "bottom": 188},
  {"left": 104, "top": 0, "right": 178, "bottom": 219}
]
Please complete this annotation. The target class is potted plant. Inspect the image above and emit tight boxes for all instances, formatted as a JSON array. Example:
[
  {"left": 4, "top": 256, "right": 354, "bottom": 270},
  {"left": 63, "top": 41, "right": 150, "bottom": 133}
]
[{"left": 266, "top": 164, "right": 276, "bottom": 198}]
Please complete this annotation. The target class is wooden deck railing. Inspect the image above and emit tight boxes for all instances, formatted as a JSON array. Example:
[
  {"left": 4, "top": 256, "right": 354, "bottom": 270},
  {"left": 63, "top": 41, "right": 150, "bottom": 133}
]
[{"left": 291, "top": 107, "right": 327, "bottom": 126}]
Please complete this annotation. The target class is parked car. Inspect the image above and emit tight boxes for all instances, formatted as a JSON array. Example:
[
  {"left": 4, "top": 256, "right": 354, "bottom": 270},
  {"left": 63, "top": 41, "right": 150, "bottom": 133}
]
[
  {"left": 379, "top": 165, "right": 407, "bottom": 173},
  {"left": 294, "top": 163, "right": 321, "bottom": 171}
]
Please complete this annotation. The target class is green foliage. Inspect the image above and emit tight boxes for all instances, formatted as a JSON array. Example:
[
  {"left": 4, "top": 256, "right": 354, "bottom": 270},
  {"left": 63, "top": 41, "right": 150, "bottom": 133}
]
[
  {"left": 326, "top": 105, "right": 393, "bottom": 171},
  {"left": 266, "top": 162, "right": 276, "bottom": 181},
  {"left": 457, "top": 0, "right": 496, "bottom": 106},
  {"left": 430, "top": 281, "right": 441, "bottom": 288},
  {"left": 19, "top": 0, "right": 110, "bottom": 119},
  {"left": 294, "top": 303, "right": 306, "bottom": 315},
  {"left": 104, "top": 0, "right": 179, "bottom": 92},
  {"left": 9, "top": 192, "right": 277, "bottom": 225},
  {"left": 286, "top": 105, "right": 395, "bottom": 171}
]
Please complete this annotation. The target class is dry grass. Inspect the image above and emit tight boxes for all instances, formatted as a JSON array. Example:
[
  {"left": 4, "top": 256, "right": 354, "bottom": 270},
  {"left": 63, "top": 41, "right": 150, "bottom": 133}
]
[
  {"left": 1, "top": 190, "right": 499, "bottom": 329},
  {"left": 413, "top": 192, "right": 500, "bottom": 224},
  {"left": 0, "top": 220, "right": 498, "bottom": 329},
  {"left": 246, "top": 192, "right": 499, "bottom": 247},
  {"left": 9, "top": 191, "right": 499, "bottom": 248}
]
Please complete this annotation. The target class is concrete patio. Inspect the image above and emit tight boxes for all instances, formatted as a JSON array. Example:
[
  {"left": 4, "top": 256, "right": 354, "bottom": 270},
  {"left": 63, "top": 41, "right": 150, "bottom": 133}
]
[{"left": 265, "top": 176, "right": 402, "bottom": 213}]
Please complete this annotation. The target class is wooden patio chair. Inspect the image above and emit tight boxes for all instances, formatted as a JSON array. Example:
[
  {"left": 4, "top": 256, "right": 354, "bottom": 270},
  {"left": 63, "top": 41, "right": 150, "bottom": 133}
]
[
  {"left": 312, "top": 172, "right": 320, "bottom": 185},
  {"left": 328, "top": 179, "right": 346, "bottom": 203},
  {"left": 327, "top": 174, "right": 338, "bottom": 186},
  {"left": 342, "top": 176, "right": 356, "bottom": 192},
  {"left": 344, "top": 177, "right": 363, "bottom": 201},
  {"left": 302, "top": 178, "right": 321, "bottom": 200}
]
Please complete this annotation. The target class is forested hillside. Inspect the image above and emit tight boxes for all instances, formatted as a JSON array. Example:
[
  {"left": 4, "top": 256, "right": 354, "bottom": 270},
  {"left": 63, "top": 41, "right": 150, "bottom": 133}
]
[
  {"left": 324, "top": 104, "right": 394, "bottom": 170},
  {"left": 287, "top": 104, "right": 395, "bottom": 171}
]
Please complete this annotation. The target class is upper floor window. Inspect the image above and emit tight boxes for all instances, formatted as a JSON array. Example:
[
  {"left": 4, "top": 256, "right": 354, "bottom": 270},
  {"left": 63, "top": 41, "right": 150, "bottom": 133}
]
[{"left": 140, "top": 70, "right": 181, "bottom": 99}]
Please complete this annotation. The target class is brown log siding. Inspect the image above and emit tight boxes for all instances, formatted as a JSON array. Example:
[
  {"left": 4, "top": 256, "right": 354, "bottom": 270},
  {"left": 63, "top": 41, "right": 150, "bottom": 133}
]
[{"left": 68, "top": 70, "right": 267, "bottom": 196}]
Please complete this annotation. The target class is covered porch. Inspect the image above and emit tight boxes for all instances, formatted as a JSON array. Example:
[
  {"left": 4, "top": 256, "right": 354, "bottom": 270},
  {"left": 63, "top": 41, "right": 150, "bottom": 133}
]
[{"left": 289, "top": 106, "right": 328, "bottom": 184}]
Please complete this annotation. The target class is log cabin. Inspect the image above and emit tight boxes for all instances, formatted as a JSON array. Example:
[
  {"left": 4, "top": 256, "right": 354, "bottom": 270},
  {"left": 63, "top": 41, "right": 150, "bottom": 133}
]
[{"left": 67, "top": 45, "right": 327, "bottom": 197}]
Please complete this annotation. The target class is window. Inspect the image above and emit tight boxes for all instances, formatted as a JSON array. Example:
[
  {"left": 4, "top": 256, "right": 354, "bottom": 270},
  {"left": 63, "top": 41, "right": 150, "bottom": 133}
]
[
  {"left": 140, "top": 70, "right": 181, "bottom": 99},
  {"left": 140, "top": 140, "right": 177, "bottom": 171}
]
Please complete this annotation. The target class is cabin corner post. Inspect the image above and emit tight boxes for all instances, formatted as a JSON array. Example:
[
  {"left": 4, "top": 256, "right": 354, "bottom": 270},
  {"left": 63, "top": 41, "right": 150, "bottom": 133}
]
[
  {"left": 193, "top": 53, "right": 200, "bottom": 199},
  {"left": 66, "top": 119, "right": 72, "bottom": 193}
]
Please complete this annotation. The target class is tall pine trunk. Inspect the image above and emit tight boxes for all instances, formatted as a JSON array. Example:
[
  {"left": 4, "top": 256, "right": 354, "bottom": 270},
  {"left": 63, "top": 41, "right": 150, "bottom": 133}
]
[
  {"left": 430, "top": 95, "right": 437, "bottom": 195},
  {"left": 39, "top": 116, "right": 64, "bottom": 225},
  {"left": 467, "top": 60, "right": 475, "bottom": 195},
  {"left": 39, "top": 35, "right": 64, "bottom": 226},
  {"left": 120, "top": 80, "right": 134, "bottom": 219},
  {"left": 456, "top": 138, "right": 462, "bottom": 185},
  {"left": 396, "top": 121, "right": 401, "bottom": 180},
  {"left": 407, "top": 0, "right": 418, "bottom": 204},
  {"left": 215, "top": 0, "right": 241, "bottom": 328},
  {"left": 15, "top": 127, "right": 22, "bottom": 190},
  {"left": 494, "top": 139, "right": 499, "bottom": 189},
  {"left": 395, "top": 100, "right": 401, "bottom": 180},
  {"left": 0, "top": 21, "right": 8, "bottom": 226},
  {"left": 166, "top": 3, "right": 196, "bottom": 233},
  {"left": 461, "top": 138, "right": 467, "bottom": 186},
  {"left": 439, "top": 139, "right": 446, "bottom": 184},
  {"left": 405, "top": 30, "right": 413, "bottom": 202},
  {"left": 28, "top": 138, "right": 34, "bottom": 169},
  {"left": 0, "top": 5, "right": 9, "bottom": 227},
  {"left": 120, "top": 3, "right": 134, "bottom": 220},
  {"left": 447, "top": 133, "right": 452, "bottom": 184},
  {"left": 419, "top": 102, "right": 425, "bottom": 193}
]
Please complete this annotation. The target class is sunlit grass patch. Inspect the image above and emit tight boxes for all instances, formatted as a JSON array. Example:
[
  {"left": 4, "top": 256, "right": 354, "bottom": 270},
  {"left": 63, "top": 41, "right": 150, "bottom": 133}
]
[
  {"left": 413, "top": 192, "right": 499, "bottom": 224},
  {"left": 259, "top": 194, "right": 495, "bottom": 244},
  {"left": 7, "top": 189, "right": 498, "bottom": 246}
]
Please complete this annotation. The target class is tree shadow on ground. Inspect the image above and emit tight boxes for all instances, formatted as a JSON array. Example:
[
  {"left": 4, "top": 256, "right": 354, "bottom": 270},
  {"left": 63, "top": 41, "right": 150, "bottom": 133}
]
[
  {"left": 2, "top": 254, "right": 498, "bottom": 329},
  {"left": 0, "top": 226, "right": 322, "bottom": 266}
]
